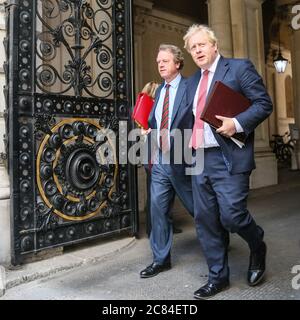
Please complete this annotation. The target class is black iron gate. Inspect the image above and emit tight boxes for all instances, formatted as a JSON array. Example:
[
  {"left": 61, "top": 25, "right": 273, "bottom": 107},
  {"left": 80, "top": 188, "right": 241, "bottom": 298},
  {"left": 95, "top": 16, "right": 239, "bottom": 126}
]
[{"left": 4, "top": 0, "right": 137, "bottom": 265}]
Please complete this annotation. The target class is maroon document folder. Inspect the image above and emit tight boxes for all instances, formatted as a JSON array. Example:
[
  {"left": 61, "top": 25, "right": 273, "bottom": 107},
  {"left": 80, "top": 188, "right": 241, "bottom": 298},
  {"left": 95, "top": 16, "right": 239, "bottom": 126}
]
[
  {"left": 200, "top": 81, "right": 251, "bottom": 143},
  {"left": 132, "top": 93, "right": 154, "bottom": 129}
]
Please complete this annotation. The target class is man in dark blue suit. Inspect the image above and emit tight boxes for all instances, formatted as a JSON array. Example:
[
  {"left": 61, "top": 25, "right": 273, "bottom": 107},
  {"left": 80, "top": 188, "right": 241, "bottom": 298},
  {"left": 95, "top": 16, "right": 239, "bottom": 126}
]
[
  {"left": 183, "top": 25, "right": 272, "bottom": 298},
  {"left": 140, "top": 44, "right": 194, "bottom": 278}
]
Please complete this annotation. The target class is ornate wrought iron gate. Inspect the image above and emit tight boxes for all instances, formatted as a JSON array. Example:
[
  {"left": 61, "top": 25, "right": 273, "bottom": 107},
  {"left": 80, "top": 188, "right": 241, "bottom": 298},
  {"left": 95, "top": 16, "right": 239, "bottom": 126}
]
[{"left": 4, "top": 0, "right": 137, "bottom": 265}]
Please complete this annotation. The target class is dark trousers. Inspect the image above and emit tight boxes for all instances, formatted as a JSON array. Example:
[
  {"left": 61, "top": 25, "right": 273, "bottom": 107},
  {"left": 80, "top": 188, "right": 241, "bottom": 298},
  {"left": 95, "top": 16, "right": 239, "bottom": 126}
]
[
  {"left": 150, "top": 163, "right": 194, "bottom": 264},
  {"left": 192, "top": 147, "right": 264, "bottom": 284},
  {"left": 145, "top": 169, "right": 152, "bottom": 237},
  {"left": 145, "top": 170, "right": 176, "bottom": 237}
]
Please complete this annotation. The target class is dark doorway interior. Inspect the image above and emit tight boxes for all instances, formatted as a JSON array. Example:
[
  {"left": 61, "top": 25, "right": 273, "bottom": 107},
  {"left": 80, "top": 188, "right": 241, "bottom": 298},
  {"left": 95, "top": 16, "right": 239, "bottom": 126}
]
[{"left": 152, "top": 0, "right": 208, "bottom": 23}]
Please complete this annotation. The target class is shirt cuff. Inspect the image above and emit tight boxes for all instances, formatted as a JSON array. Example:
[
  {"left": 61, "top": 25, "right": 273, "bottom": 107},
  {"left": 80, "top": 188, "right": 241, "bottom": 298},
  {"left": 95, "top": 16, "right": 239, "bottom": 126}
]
[{"left": 233, "top": 118, "right": 244, "bottom": 133}]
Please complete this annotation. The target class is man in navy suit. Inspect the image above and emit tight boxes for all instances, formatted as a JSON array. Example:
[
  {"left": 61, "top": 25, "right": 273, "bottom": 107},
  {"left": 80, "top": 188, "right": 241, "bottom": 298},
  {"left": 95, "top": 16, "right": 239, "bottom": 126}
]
[
  {"left": 140, "top": 44, "right": 194, "bottom": 278},
  {"left": 183, "top": 25, "right": 272, "bottom": 298}
]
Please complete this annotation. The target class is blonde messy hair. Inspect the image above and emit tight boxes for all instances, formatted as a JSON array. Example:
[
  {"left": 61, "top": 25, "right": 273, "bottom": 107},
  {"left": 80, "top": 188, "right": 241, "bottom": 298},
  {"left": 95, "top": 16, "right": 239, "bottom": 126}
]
[
  {"left": 141, "top": 81, "right": 159, "bottom": 99},
  {"left": 183, "top": 24, "right": 218, "bottom": 52}
]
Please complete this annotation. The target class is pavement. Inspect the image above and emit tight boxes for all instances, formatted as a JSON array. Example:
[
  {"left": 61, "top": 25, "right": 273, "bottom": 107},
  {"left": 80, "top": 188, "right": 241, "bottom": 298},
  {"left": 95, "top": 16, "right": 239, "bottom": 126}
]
[
  {"left": 2, "top": 235, "right": 136, "bottom": 294},
  {"left": 1, "top": 168, "right": 300, "bottom": 300}
]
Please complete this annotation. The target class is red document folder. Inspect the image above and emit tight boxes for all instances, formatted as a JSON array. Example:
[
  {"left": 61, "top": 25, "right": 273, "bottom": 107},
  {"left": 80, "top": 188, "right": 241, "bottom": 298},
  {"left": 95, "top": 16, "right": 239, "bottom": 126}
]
[
  {"left": 200, "top": 81, "right": 251, "bottom": 143},
  {"left": 132, "top": 93, "right": 154, "bottom": 129}
]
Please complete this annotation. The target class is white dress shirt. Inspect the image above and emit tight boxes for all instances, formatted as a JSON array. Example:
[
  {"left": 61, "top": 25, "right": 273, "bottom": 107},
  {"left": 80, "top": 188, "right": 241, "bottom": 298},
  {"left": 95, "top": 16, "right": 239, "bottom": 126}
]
[{"left": 192, "top": 54, "right": 243, "bottom": 148}]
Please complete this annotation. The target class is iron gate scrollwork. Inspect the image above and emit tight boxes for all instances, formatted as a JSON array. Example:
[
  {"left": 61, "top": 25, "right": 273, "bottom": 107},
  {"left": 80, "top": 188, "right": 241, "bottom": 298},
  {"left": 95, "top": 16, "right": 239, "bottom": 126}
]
[{"left": 4, "top": 0, "right": 137, "bottom": 265}]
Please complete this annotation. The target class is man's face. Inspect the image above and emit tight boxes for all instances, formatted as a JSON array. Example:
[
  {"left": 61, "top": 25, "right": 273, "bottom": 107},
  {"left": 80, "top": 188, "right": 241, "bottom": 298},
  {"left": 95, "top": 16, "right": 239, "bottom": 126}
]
[
  {"left": 188, "top": 31, "right": 218, "bottom": 70},
  {"left": 156, "top": 50, "right": 180, "bottom": 83}
]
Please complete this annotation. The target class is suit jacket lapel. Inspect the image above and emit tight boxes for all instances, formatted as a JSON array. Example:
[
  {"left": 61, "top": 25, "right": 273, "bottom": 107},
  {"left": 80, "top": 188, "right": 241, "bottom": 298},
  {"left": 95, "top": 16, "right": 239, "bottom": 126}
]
[
  {"left": 208, "top": 56, "right": 229, "bottom": 97},
  {"left": 189, "top": 70, "right": 201, "bottom": 105},
  {"left": 170, "top": 78, "right": 186, "bottom": 128}
]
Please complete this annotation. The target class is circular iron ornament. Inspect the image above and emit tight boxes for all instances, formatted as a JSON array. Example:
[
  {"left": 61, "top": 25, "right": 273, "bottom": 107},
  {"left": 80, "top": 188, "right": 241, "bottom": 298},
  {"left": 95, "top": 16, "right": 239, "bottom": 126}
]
[
  {"left": 62, "top": 70, "right": 73, "bottom": 84},
  {"left": 67, "top": 227, "right": 76, "bottom": 238},
  {"left": 38, "top": 39, "right": 56, "bottom": 62},
  {"left": 98, "top": 72, "right": 113, "bottom": 92},
  {"left": 117, "top": 35, "right": 124, "bottom": 48},
  {"left": 41, "top": 164, "right": 53, "bottom": 180},
  {"left": 20, "top": 207, "right": 31, "bottom": 221},
  {"left": 96, "top": 0, "right": 112, "bottom": 10},
  {"left": 46, "top": 232, "right": 55, "bottom": 243},
  {"left": 19, "top": 69, "right": 30, "bottom": 81},
  {"left": 22, "top": 0, "right": 30, "bottom": 7},
  {"left": 36, "top": 118, "right": 118, "bottom": 221},
  {"left": 21, "top": 236, "right": 33, "bottom": 252},
  {"left": 19, "top": 97, "right": 30, "bottom": 111},
  {"left": 43, "top": 99, "right": 54, "bottom": 112},
  {"left": 20, "top": 11, "right": 31, "bottom": 24},
  {"left": 20, "top": 152, "right": 30, "bottom": 165},
  {"left": 49, "top": 133, "right": 63, "bottom": 148},
  {"left": 116, "top": 12, "right": 123, "bottom": 23},
  {"left": 63, "top": 101, "right": 73, "bottom": 113},
  {"left": 63, "top": 21, "right": 76, "bottom": 38},
  {"left": 20, "top": 180, "right": 30, "bottom": 193},
  {"left": 81, "top": 26, "right": 93, "bottom": 41},
  {"left": 85, "top": 223, "right": 96, "bottom": 234},
  {"left": 65, "top": 150, "right": 100, "bottom": 190},
  {"left": 38, "top": 66, "right": 57, "bottom": 87},
  {"left": 40, "top": 42, "right": 53, "bottom": 56},
  {"left": 97, "top": 46, "right": 113, "bottom": 70},
  {"left": 84, "top": 5, "right": 94, "bottom": 19},
  {"left": 20, "top": 40, "right": 30, "bottom": 52}
]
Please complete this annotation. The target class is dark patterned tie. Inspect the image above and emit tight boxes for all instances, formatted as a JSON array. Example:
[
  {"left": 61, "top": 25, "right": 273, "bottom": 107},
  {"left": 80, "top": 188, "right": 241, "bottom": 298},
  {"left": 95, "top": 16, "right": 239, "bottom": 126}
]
[{"left": 160, "top": 84, "right": 170, "bottom": 153}]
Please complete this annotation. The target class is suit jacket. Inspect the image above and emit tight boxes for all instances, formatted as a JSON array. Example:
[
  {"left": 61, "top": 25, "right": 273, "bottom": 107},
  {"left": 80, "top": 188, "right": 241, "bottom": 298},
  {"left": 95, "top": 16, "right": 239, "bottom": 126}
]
[
  {"left": 187, "top": 56, "right": 273, "bottom": 174},
  {"left": 147, "top": 76, "right": 193, "bottom": 174}
]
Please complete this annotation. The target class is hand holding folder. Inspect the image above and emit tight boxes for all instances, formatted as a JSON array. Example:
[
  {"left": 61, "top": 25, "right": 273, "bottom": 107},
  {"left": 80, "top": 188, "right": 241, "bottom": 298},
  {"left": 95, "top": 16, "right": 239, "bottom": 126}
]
[
  {"left": 132, "top": 93, "right": 154, "bottom": 130},
  {"left": 200, "top": 81, "right": 251, "bottom": 144}
]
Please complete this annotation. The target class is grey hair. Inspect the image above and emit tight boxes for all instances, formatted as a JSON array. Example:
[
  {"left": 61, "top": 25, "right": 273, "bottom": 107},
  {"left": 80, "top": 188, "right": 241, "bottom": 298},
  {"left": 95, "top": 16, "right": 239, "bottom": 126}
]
[
  {"left": 158, "top": 44, "right": 184, "bottom": 70},
  {"left": 183, "top": 24, "right": 218, "bottom": 52}
]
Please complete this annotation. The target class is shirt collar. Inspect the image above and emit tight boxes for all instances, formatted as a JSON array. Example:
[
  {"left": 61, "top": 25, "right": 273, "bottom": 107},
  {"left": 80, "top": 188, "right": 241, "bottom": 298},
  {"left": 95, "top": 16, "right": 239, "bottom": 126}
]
[
  {"left": 164, "top": 73, "right": 181, "bottom": 89},
  {"left": 202, "top": 53, "right": 221, "bottom": 75}
]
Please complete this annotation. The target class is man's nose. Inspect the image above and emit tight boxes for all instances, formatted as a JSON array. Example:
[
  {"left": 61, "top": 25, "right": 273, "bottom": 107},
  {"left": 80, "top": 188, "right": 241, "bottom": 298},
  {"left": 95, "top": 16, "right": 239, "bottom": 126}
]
[{"left": 195, "top": 45, "right": 201, "bottom": 53}]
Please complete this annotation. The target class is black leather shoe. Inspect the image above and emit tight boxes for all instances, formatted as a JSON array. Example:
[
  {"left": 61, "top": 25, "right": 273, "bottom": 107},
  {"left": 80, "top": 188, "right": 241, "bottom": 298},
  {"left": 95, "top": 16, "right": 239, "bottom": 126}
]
[
  {"left": 140, "top": 261, "right": 171, "bottom": 278},
  {"left": 247, "top": 241, "right": 267, "bottom": 286},
  {"left": 193, "top": 281, "right": 229, "bottom": 299}
]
